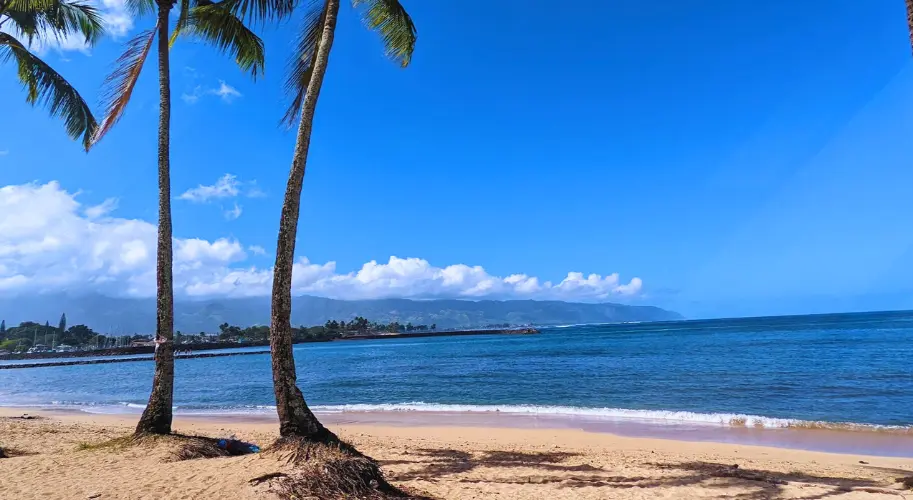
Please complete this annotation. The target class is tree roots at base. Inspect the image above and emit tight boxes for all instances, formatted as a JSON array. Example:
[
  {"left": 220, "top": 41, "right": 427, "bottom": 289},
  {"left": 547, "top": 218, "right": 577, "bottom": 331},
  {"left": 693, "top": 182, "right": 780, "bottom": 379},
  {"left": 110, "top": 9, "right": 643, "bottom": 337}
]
[{"left": 260, "top": 436, "right": 431, "bottom": 499}]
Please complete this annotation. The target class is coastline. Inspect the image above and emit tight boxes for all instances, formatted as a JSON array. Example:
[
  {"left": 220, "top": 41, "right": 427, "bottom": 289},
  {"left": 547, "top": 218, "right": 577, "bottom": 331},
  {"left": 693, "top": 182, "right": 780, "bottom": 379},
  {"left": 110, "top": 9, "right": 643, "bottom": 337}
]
[
  {"left": 1, "top": 406, "right": 911, "bottom": 499},
  {"left": 6, "top": 405, "right": 913, "bottom": 459},
  {"left": 0, "top": 327, "right": 538, "bottom": 363}
]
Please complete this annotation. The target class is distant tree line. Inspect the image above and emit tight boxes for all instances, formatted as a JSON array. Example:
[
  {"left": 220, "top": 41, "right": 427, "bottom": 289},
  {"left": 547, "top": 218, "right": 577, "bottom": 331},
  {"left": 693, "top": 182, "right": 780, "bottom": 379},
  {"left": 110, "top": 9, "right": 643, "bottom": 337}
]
[
  {"left": 0, "top": 314, "right": 441, "bottom": 353},
  {"left": 208, "top": 316, "right": 438, "bottom": 343},
  {"left": 0, "top": 315, "right": 144, "bottom": 353}
]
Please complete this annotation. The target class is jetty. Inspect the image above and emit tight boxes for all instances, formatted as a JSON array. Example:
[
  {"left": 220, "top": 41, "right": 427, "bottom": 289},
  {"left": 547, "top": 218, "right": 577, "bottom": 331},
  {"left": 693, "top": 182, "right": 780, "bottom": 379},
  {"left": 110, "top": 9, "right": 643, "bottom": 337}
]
[
  {"left": 0, "top": 327, "right": 540, "bottom": 370},
  {"left": 335, "top": 327, "right": 539, "bottom": 341},
  {"left": 0, "top": 350, "right": 270, "bottom": 370}
]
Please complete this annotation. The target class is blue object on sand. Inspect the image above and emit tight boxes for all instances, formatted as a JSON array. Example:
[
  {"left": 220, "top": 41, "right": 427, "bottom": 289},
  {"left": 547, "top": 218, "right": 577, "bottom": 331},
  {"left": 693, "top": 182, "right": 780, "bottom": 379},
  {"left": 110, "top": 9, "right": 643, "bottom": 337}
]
[{"left": 217, "top": 438, "right": 260, "bottom": 455}]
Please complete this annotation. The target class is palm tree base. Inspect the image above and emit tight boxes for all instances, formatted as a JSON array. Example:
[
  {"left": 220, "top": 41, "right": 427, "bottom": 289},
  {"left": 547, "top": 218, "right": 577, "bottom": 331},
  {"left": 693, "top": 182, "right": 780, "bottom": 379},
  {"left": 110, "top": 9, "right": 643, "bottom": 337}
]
[
  {"left": 135, "top": 411, "right": 172, "bottom": 436},
  {"left": 270, "top": 431, "right": 365, "bottom": 461},
  {"left": 262, "top": 436, "right": 425, "bottom": 499}
]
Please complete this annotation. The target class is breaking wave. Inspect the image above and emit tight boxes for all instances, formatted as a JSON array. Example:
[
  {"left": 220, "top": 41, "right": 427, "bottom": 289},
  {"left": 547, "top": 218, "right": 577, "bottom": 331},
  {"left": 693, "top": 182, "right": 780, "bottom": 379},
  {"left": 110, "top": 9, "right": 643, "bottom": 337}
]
[
  {"left": 28, "top": 400, "right": 912, "bottom": 434},
  {"left": 309, "top": 402, "right": 913, "bottom": 434}
]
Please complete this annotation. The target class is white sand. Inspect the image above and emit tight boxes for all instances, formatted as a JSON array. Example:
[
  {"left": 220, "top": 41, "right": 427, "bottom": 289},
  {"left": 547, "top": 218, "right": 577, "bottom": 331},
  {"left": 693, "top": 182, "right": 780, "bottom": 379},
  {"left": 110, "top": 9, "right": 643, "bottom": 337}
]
[{"left": 1, "top": 407, "right": 911, "bottom": 499}]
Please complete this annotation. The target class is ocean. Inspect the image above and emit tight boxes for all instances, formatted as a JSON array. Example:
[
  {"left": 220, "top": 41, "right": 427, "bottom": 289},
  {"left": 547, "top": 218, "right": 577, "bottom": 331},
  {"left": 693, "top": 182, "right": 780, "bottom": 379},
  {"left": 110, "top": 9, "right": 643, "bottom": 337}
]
[{"left": 2, "top": 310, "right": 912, "bottom": 454}]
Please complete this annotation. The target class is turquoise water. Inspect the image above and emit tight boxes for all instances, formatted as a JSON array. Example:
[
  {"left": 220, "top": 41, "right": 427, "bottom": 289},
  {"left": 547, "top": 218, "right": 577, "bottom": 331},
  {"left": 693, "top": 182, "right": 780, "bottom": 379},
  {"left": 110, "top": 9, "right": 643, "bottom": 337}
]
[{"left": 1, "top": 310, "right": 912, "bottom": 431}]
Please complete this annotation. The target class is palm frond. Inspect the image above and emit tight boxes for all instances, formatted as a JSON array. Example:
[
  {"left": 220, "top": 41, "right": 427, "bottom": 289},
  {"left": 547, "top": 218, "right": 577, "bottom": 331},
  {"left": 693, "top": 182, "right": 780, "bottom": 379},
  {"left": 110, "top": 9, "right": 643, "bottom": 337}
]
[
  {"left": 0, "top": 32, "right": 98, "bottom": 149},
  {"left": 124, "top": 0, "right": 154, "bottom": 17},
  {"left": 181, "top": 2, "right": 264, "bottom": 78},
  {"left": 352, "top": 0, "right": 415, "bottom": 67},
  {"left": 0, "top": 0, "right": 56, "bottom": 16},
  {"left": 4, "top": 0, "right": 104, "bottom": 46},
  {"left": 281, "top": 0, "right": 325, "bottom": 126},
  {"left": 169, "top": 0, "right": 191, "bottom": 47},
  {"left": 91, "top": 24, "right": 157, "bottom": 146},
  {"left": 218, "top": 0, "right": 296, "bottom": 26}
]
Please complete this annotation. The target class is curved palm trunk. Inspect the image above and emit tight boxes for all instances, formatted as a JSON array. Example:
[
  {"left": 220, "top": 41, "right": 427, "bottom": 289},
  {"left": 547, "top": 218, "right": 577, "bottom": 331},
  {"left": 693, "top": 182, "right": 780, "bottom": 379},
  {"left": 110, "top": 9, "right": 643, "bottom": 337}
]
[
  {"left": 907, "top": 0, "right": 913, "bottom": 55},
  {"left": 136, "top": 2, "right": 175, "bottom": 436},
  {"left": 269, "top": 0, "right": 340, "bottom": 439}
]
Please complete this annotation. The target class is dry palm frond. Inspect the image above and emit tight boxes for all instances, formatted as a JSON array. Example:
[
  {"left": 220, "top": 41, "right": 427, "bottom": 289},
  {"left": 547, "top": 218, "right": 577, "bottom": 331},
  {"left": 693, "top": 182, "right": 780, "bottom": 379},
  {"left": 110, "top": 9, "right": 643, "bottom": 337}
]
[
  {"left": 170, "top": 436, "right": 230, "bottom": 461},
  {"left": 91, "top": 23, "right": 157, "bottom": 145}
]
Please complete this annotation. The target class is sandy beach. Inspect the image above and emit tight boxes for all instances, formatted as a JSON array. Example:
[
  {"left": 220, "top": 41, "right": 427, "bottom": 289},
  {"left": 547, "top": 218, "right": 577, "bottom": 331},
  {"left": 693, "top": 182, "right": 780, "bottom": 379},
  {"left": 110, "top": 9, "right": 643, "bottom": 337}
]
[{"left": 1, "top": 407, "right": 912, "bottom": 499}]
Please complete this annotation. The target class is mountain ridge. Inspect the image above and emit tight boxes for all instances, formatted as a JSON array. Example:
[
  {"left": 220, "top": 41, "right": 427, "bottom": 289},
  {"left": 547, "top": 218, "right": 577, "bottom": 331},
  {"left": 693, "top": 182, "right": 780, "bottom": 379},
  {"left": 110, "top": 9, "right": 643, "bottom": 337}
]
[{"left": 0, "top": 293, "right": 683, "bottom": 333}]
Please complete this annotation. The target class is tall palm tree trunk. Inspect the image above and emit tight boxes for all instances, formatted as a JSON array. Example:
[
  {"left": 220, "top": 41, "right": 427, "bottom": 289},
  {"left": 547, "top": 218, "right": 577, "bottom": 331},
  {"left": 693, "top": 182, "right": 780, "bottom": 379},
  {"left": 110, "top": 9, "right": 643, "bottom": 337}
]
[
  {"left": 907, "top": 0, "right": 913, "bottom": 55},
  {"left": 136, "top": 2, "right": 175, "bottom": 436},
  {"left": 269, "top": 0, "right": 340, "bottom": 440}
]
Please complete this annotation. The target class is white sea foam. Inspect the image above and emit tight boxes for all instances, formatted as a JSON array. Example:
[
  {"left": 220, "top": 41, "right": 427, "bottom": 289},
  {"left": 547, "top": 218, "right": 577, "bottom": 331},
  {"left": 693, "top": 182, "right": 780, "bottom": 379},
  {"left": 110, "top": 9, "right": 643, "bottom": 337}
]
[
  {"left": 22, "top": 400, "right": 910, "bottom": 434},
  {"left": 309, "top": 402, "right": 913, "bottom": 433}
]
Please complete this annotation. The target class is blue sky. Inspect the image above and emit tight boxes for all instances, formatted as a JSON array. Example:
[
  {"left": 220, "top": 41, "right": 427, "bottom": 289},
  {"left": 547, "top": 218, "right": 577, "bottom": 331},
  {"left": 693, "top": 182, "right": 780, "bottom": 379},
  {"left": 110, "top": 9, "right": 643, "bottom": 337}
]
[{"left": 1, "top": 0, "right": 912, "bottom": 318}]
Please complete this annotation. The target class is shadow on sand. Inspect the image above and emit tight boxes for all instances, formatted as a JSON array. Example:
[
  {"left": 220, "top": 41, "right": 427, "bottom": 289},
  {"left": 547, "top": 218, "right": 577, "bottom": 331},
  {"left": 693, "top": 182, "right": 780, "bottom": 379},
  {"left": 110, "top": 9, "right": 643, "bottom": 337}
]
[{"left": 382, "top": 450, "right": 909, "bottom": 499}]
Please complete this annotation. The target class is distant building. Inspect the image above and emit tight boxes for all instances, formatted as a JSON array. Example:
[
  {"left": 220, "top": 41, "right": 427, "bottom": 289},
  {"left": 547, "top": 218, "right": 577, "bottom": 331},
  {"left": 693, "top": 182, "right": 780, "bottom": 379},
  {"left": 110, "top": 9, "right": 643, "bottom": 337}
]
[{"left": 131, "top": 340, "right": 155, "bottom": 348}]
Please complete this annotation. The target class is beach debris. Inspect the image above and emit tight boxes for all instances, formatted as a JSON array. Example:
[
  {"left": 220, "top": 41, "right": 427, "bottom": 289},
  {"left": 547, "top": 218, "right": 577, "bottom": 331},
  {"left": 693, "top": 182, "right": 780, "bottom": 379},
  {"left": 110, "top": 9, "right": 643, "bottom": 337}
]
[
  {"left": 248, "top": 472, "right": 288, "bottom": 485},
  {"left": 217, "top": 438, "right": 261, "bottom": 456},
  {"left": 87, "top": 493, "right": 101, "bottom": 499},
  {"left": 859, "top": 460, "right": 869, "bottom": 464},
  {"left": 0, "top": 447, "right": 7, "bottom": 458},
  {"left": 896, "top": 476, "right": 913, "bottom": 489},
  {"left": 715, "top": 464, "right": 786, "bottom": 485},
  {"left": 172, "top": 437, "right": 231, "bottom": 461}
]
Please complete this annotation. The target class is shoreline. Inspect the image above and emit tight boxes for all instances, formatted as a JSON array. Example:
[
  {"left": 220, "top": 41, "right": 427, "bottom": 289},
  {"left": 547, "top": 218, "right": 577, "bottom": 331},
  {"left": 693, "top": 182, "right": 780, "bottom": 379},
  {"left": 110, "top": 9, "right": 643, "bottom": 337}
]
[
  {"left": 7, "top": 405, "right": 913, "bottom": 459},
  {"left": 2, "top": 406, "right": 911, "bottom": 499}
]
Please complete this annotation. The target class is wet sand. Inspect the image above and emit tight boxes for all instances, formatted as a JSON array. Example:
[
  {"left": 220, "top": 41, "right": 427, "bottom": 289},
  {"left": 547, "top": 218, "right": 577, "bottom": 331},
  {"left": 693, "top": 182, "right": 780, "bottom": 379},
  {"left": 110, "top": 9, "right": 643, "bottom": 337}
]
[
  {"left": 314, "top": 410, "right": 913, "bottom": 458},
  {"left": 2, "top": 406, "right": 911, "bottom": 499},
  {"left": 92, "top": 408, "right": 912, "bottom": 459}
]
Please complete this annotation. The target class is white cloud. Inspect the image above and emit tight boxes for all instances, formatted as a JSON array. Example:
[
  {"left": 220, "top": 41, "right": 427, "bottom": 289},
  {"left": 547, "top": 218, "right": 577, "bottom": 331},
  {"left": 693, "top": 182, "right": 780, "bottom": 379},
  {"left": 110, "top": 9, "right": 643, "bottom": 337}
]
[
  {"left": 181, "top": 81, "right": 242, "bottom": 104},
  {"left": 178, "top": 174, "right": 239, "bottom": 202},
  {"left": 210, "top": 81, "right": 241, "bottom": 102},
  {"left": 0, "top": 181, "right": 644, "bottom": 301},
  {"left": 0, "top": 150, "right": 7, "bottom": 156},
  {"left": 181, "top": 87, "right": 201, "bottom": 104},
  {"left": 246, "top": 183, "right": 267, "bottom": 198},
  {"left": 248, "top": 245, "right": 267, "bottom": 256},
  {"left": 99, "top": 0, "right": 133, "bottom": 37},
  {"left": 223, "top": 202, "right": 242, "bottom": 220},
  {"left": 84, "top": 197, "right": 119, "bottom": 219}
]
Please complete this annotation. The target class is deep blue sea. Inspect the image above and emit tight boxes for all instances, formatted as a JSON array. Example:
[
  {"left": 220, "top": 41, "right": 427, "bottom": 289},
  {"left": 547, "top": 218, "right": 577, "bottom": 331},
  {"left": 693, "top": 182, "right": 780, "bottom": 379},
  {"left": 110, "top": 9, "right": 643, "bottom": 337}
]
[{"left": 2, "top": 310, "right": 912, "bottom": 432}]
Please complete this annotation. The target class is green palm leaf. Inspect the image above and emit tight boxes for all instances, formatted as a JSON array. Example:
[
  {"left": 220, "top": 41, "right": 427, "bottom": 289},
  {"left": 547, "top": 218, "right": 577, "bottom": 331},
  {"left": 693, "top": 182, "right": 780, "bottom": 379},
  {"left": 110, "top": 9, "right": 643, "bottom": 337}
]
[
  {"left": 169, "top": 0, "right": 192, "bottom": 47},
  {"left": 219, "top": 0, "right": 296, "bottom": 25},
  {"left": 0, "top": 0, "right": 56, "bottom": 16},
  {"left": 0, "top": 32, "right": 98, "bottom": 149},
  {"left": 3, "top": 0, "right": 104, "bottom": 46},
  {"left": 181, "top": 2, "right": 265, "bottom": 78},
  {"left": 352, "top": 0, "right": 416, "bottom": 67},
  {"left": 123, "top": 0, "right": 154, "bottom": 17},
  {"left": 92, "top": 24, "right": 157, "bottom": 145},
  {"left": 281, "top": 0, "right": 325, "bottom": 126}
]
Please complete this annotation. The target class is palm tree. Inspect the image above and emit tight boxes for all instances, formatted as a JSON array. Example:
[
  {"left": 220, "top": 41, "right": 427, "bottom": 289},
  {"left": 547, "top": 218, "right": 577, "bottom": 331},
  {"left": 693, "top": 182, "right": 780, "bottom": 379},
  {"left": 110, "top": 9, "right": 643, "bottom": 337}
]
[
  {"left": 90, "top": 0, "right": 269, "bottom": 436},
  {"left": 907, "top": 0, "right": 912, "bottom": 55},
  {"left": 268, "top": 0, "right": 416, "bottom": 441},
  {"left": 0, "top": 0, "right": 103, "bottom": 149}
]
